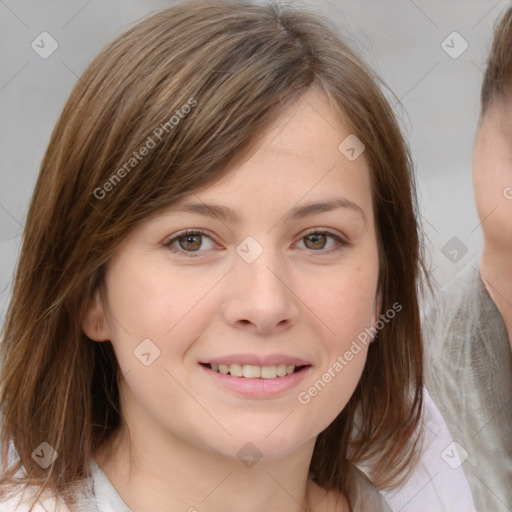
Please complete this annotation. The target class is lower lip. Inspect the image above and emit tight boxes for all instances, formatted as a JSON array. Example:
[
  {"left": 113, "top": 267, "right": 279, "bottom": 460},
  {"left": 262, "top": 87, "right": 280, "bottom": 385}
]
[{"left": 200, "top": 364, "right": 311, "bottom": 398}]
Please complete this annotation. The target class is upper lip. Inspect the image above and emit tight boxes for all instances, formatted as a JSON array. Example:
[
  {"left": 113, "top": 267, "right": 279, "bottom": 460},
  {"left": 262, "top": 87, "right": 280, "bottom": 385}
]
[{"left": 200, "top": 354, "right": 312, "bottom": 367}]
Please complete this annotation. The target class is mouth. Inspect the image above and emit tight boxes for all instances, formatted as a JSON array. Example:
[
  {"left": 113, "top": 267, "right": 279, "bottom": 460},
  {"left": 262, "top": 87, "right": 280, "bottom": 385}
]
[{"left": 200, "top": 363, "right": 310, "bottom": 379}]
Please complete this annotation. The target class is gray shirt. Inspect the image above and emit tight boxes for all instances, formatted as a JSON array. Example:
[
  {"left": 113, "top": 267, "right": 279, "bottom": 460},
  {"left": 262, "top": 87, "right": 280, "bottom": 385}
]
[{"left": 423, "top": 260, "right": 512, "bottom": 511}]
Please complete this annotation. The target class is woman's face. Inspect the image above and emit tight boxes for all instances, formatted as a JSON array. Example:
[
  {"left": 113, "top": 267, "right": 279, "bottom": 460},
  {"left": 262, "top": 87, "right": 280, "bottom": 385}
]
[
  {"left": 84, "top": 86, "right": 381, "bottom": 461},
  {"left": 473, "top": 101, "right": 512, "bottom": 251}
]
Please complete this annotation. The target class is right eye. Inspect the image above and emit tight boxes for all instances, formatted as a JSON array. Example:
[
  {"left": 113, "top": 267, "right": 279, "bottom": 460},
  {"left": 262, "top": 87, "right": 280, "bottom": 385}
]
[{"left": 163, "top": 229, "right": 218, "bottom": 257}]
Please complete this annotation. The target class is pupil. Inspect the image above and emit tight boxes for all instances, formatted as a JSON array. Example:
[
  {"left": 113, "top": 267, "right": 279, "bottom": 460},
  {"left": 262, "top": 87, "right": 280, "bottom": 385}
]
[
  {"left": 180, "top": 234, "right": 201, "bottom": 251},
  {"left": 306, "top": 233, "right": 325, "bottom": 249}
]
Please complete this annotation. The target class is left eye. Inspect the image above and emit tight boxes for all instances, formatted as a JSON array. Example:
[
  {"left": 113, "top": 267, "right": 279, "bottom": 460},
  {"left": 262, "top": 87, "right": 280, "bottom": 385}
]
[{"left": 296, "top": 231, "right": 345, "bottom": 252}]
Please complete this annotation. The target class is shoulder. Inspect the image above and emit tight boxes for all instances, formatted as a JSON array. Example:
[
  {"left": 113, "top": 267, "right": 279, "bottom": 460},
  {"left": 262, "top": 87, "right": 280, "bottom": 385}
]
[
  {"left": 422, "top": 261, "right": 480, "bottom": 338},
  {"left": 421, "top": 260, "right": 483, "bottom": 371},
  {"left": 422, "top": 258, "right": 506, "bottom": 395}
]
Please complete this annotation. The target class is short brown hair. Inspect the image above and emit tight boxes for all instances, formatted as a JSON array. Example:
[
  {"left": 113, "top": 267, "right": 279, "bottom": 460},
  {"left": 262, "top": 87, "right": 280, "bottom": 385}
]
[
  {"left": 481, "top": 6, "right": 512, "bottom": 113},
  {"left": 0, "top": 0, "right": 423, "bottom": 508}
]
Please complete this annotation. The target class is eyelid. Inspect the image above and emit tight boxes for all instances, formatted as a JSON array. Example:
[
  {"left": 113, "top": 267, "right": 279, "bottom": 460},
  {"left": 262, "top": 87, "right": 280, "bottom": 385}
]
[
  {"left": 299, "top": 227, "right": 348, "bottom": 241},
  {"left": 295, "top": 228, "right": 349, "bottom": 254},
  {"left": 163, "top": 228, "right": 213, "bottom": 245}
]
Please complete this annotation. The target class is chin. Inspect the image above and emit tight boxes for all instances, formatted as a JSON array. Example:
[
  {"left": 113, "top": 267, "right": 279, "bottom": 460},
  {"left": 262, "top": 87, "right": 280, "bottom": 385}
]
[{"left": 202, "top": 428, "right": 313, "bottom": 462}]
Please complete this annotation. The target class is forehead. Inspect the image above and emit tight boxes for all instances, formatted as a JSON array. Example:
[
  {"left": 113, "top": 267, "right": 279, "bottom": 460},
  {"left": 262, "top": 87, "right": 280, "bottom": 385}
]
[
  {"left": 187, "top": 87, "right": 373, "bottom": 206},
  {"left": 144, "top": 86, "right": 375, "bottom": 235},
  {"left": 265, "top": 85, "right": 353, "bottom": 152}
]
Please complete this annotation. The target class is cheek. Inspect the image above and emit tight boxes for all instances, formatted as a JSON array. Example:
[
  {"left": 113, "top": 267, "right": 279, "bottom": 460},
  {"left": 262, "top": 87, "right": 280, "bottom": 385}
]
[
  {"left": 294, "top": 263, "right": 377, "bottom": 422},
  {"left": 474, "top": 168, "right": 500, "bottom": 210},
  {"left": 474, "top": 166, "right": 512, "bottom": 244},
  {"left": 307, "top": 262, "right": 378, "bottom": 339},
  {"left": 100, "top": 262, "right": 220, "bottom": 435},
  {"left": 295, "top": 320, "right": 369, "bottom": 438},
  {"left": 102, "top": 258, "right": 219, "bottom": 369}
]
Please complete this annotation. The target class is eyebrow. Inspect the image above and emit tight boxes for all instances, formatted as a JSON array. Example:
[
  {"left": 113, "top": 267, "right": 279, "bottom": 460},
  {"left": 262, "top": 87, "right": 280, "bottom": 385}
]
[{"left": 171, "top": 197, "right": 366, "bottom": 224}]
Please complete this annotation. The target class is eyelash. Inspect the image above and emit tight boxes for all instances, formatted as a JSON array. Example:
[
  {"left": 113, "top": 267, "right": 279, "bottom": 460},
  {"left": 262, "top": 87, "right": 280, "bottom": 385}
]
[{"left": 163, "top": 228, "right": 348, "bottom": 258}]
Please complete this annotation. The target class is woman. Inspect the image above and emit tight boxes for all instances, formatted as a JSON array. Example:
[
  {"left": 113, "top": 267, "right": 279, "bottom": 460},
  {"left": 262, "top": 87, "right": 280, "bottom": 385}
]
[{"left": 0, "top": 1, "right": 468, "bottom": 510}]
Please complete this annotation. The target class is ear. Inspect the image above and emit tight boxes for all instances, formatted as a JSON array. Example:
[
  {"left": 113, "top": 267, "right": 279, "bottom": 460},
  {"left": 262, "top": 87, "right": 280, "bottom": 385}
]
[{"left": 82, "top": 289, "right": 110, "bottom": 342}]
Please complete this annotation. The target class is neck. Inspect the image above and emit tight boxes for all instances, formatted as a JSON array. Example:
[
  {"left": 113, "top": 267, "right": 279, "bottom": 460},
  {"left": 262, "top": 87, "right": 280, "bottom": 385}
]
[
  {"left": 480, "top": 245, "right": 512, "bottom": 347},
  {"left": 93, "top": 415, "right": 333, "bottom": 512}
]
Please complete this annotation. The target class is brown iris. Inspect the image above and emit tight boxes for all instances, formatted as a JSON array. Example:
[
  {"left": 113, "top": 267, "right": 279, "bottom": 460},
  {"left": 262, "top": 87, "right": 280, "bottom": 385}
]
[
  {"left": 303, "top": 233, "right": 327, "bottom": 250},
  {"left": 179, "top": 234, "right": 202, "bottom": 251}
]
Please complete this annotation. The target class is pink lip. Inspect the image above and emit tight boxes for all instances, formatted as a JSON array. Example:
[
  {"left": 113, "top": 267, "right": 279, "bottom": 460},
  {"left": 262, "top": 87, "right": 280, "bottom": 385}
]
[
  {"left": 201, "top": 353, "right": 311, "bottom": 366},
  {"left": 199, "top": 363, "right": 312, "bottom": 398}
]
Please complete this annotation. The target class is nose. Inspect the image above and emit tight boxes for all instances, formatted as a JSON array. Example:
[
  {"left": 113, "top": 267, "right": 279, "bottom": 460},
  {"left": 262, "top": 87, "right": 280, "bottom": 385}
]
[{"left": 221, "top": 245, "right": 300, "bottom": 335}]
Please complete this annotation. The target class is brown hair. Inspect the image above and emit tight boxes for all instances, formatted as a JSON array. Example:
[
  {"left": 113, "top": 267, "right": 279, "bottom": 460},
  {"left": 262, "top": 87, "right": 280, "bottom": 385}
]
[
  {"left": 481, "top": 6, "right": 512, "bottom": 113},
  {"left": 0, "top": 0, "right": 423, "bottom": 507}
]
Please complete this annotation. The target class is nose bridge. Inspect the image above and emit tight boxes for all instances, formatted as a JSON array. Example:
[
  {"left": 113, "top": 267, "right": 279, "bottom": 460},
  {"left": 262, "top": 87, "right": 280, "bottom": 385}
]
[
  {"left": 224, "top": 235, "right": 299, "bottom": 332},
  {"left": 235, "top": 236, "right": 286, "bottom": 297}
]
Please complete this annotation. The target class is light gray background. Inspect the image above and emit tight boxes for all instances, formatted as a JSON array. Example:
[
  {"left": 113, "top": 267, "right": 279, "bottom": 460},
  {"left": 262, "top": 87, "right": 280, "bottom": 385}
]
[{"left": 0, "top": 0, "right": 508, "bottom": 326}]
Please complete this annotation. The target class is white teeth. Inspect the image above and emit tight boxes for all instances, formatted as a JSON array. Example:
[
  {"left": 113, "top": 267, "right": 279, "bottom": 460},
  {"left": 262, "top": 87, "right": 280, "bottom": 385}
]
[
  {"left": 276, "top": 364, "right": 287, "bottom": 377},
  {"left": 261, "top": 365, "right": 277, "bottom": 379},
  {"left": 210, "top": 363, "right": 297, "bottom": 378},
  {"left": 243, "top": 365, "right": 261, "bottom": 378},
  {"left": 229, "top": 363, "right": 243, "bottom": 377}
]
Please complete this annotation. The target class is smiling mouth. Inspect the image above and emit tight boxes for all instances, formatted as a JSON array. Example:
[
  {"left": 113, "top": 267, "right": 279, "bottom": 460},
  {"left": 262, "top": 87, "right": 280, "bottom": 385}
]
[{"left": 201, "top": 363, "right": 309, "bottom": 379}]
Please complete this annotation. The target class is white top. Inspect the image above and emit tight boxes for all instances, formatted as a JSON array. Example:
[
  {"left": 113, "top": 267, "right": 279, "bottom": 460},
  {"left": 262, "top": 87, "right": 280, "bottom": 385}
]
[
  {"left": 0, "top": 458, "right": 132, "bottom": 512},
  {"left": 1, "top": 390, "right": 476, "bottom": 511},
  {"left": 378, "top": 388, "right": 477, "bottom": 512}
]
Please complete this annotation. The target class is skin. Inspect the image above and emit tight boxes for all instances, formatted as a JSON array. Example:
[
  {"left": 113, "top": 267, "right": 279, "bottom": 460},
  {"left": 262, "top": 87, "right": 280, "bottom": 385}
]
[
  {"left": 83, "top": 85, "right": 381, "bottom": 512},
  {"left": 472, "top": 99, "right": 512, "bottom": 346}
]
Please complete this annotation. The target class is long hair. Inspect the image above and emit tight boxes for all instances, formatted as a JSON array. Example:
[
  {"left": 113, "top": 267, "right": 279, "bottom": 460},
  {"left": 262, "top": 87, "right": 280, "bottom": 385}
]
[{"left": 0, "top": 0, "right": 424, "bottom": 507}]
